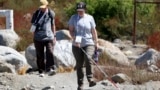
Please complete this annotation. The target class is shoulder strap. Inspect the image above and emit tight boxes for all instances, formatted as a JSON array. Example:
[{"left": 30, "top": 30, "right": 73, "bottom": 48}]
[{"left": 31, "top": 9, "right": 40, "bottom": 23}]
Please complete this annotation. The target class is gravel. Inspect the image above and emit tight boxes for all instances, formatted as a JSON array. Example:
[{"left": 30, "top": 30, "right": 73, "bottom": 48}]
[{"left": 0, "top": 71, "right": 160, "bottom": 90}]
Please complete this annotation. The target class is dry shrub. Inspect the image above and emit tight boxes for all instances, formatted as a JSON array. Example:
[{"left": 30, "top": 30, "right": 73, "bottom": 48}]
[
  {"left": 147, "top": 31, "right": 160, "bottom": 51},
  {"left": 98, "top": 50, "right": 126, "bottom": 67},
  {"left": 93, "top": 50, "right": 130, "bottom": 81},
  {"left": 93, "top": 66, "right": 109, "bottom": 81},
  {"left": 57, "top": 66, "right": 74, "bottom": 73},
  {"left": 17, "top": 65, "right": 28, "bottom": 75},
  {"left": 15, "top": 29, "right": 33, "bottom": 51},
  {"left": 55, "top": 16, "right": 66, "bottom": 30},
  {"left": 94, "top": 51, "right": 160, "bottom": 84},
  {"left": 93, "top": 65, "right": 134, "bottom": 81},
  {"left": 130, "top": 70, "right": 160, "bottom": 84}
]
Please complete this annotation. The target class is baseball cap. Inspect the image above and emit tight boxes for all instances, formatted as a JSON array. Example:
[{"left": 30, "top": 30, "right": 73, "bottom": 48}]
[{"left": 76, "top": 2, "right": 86, "bottom": 11}]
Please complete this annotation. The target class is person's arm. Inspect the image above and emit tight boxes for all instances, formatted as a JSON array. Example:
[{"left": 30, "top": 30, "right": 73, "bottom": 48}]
[
  {"left": 50, "top": 9, "right": 56, "bottom": 44},
  {"left": 90, "top": 16, "right": 98, "bottom": 48},
  {"left": 91, "top": 28, "right": 98, "bottom": 47},
  {"left": 52, "top": 23, "right": 56, "bottom": 36},
  {"left": 68, "top": 15, "right": 75, "bottom": 40},
  {"left": 69, "top": 25, "right": 75, "bottom": 40},
  {"left": 68, "top": 15, "right": 80, "bottom": 47},
  {"left": 52, "top": 23, "right": 56, "bottom": 44}
]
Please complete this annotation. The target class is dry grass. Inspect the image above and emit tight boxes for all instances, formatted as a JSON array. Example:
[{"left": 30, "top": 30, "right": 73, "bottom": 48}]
[
  {"left": 93, "top": 51, "right": 160, "bottom": 84},
  {"left": 94, "top": 64, "right": 160, "bottom": 84},
  {"left": 17, "top": 65, "right": 28, "bottom": 75},
  {"left": 57, "top": 66, "right": 74, "bottom": 73}
]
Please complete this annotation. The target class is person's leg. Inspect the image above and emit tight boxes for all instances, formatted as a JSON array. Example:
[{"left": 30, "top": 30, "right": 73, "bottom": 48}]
[
  {"left": 83, "top": 45, "right": 96, "bottom": 87},
  {"left": 72, "top": 46, "right": 84, "bottom": 88},
  {"left": 34, "top": 40, "right": 45, "bottom": 73},
  {"left": 45, "top": 40, "right": 55, "bottom": 72}
]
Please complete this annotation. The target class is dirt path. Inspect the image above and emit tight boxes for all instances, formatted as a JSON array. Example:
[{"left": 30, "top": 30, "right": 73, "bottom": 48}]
[{"left": 0, "top": 71, "right": 160, "bottom": 90}]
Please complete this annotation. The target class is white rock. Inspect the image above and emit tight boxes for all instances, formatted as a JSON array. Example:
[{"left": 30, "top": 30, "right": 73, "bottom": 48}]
[
  {"left": 25, "top": 40, "right": 76, "bottom": 69},
  {"left": 0, "top": 30, "right": 20, "bottom": 48},
  {"left": 98, "top": 39, "right": 130, "bottom": 66},
  {"left": 0, "top": 46, "right": 28, "bottom": 74}
]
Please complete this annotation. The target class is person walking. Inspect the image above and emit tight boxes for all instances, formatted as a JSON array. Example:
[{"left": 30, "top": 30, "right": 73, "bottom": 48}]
[
  {"left": 68, "top": 2, "right": 98, "bottom": 90},
  {"left": 30, "top": 0, "right": 56, "bottom": 76}
]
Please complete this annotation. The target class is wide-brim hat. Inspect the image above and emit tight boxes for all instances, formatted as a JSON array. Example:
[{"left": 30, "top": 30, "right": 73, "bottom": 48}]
[{"left": 39, "top": 0, "right": 48, "bottom": 8}]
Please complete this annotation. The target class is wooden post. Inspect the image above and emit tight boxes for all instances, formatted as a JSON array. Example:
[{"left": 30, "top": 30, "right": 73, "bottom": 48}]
[
  {"left": 133, "top": 0, "right": 136, "bottom": 44},
  {"left": 132, "top": 0, "right": 160, "bottom": 44}
]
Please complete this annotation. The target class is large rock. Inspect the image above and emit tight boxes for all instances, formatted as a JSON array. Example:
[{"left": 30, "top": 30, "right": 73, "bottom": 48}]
[
  {"left": 54, "top": 40, "right": 76, "bottom": 67},
  {"left": 0, "top": 30, "right": 20, "bottom": 48},
  {"left": 98, "top": 39, "right": 130, "bottom": 66},
  {"left": 56, "top": 30, "right": 72, "bottom": 40},
  {"left": 0, "top": 46, "right": 28, "bottom": 74},
  {"left": 135, "top": 48, "right": 160, "bottom": 66},
  {"left": 25, "top": 40, "right": 76, "bottom": 70},
  {"left": 25, "top": 43, "right": 37, "bottom": 69},
  {"left": 0, "top": 61, "right": 16, "bottom": 73},
  {"left": 135, "top": 48, "right": 160, "bottom": 72},
  {"left": 111, "top": 73, "right": 131, "bottom": 83}
]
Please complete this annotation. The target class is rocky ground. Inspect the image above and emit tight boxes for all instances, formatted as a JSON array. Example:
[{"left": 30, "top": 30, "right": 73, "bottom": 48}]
[
  {"left": 0, "top": 40, "right": 160, "bottom": 90},
  {"left": 0, "top": 70, "right": 160, "bottom": 90}
]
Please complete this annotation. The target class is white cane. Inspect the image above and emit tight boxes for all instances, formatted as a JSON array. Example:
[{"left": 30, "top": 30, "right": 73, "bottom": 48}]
[{"left": 80, "top": 47, "right": 120, "bottom": 89}]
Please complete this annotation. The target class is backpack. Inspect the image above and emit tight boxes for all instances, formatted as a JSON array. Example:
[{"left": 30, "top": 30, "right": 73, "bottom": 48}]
[{"left": 31, "top": 8, "right": 53, "bottom": 25}]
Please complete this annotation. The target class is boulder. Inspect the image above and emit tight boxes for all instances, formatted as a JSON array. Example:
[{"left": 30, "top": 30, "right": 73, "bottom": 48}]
[
  {"left": 0, "top": 30, "right": 20, "bottom": 48},
  {"left": 135, "top": 48, "right": 160, "bottom": 66},
  {"left": 0, "top": 61, "right": 16, "bottom": 73},
  {"left": 56, "top": 30, "right": 72, "bottom": 40},
  {"left": 54, "top": 40, "right": 76, "bottom": 67},
  {"left": 98, "top": 39, "right": 130, "bottom": 66},
  {"left": 25, "top": 40, "right": 76, "bottom": 70},
  {"left": 25, "top": 43, "right": 37, "bottom": 69},
  {"left": 111, "top": 73, "right": 131, "bottom": 83},
  {"left": 135, "top": 48, "right": 160, "bottom": 71},
  {"left": 0, "top": 46, "right": 28, "bottom": 74}
]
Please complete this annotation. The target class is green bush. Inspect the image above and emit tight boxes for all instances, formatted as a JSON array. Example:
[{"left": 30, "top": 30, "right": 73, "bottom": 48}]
[
  {"left": 1, "top": 0, "right": 159, "bottom": 51},
  {"left": 15, "top": 29, "right": 33, "bottom": 51},
  {"left": 65, "top": 0, "right": 134, "bottom": 40},
  {"left": 65, "top": 0, "right": 157, "bottom": 41}
]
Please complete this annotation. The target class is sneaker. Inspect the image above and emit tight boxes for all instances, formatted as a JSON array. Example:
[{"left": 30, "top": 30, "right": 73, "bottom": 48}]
[
  {"left": 47, "top": 69, "right": 56, "bottom": 76},
  {"left": 77, "top": 85, "right": 83, "bottom": 90},
  {"left": 89, "top": 81, "right": 96, "bottom": 87},
  {"left": 39, "top": 73, "right": 45, "bottom": 77}
]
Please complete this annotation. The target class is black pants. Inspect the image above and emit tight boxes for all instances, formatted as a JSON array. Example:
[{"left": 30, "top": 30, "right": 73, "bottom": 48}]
[
  {"left": 34, "top": 40, "right": 55, "bottom": 73},
  {"left": 72, "top": 45, "right": 95, "bottom": 86}
]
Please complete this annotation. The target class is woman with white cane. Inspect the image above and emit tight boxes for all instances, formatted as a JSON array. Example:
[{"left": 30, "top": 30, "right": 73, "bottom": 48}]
[{"left": 68, "top": 2, "right": 98, "bottom": 90}]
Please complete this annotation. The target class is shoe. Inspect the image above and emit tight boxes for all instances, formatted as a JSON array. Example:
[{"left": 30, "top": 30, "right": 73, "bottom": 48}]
[
  {"left": 39, "top": 73, "right": 45, "bottom": 77},
  {"left": 89, "top": 81, "right": 96, "bottom": 87},
  {"left": 47, "top": 69, "right": 56, "bottom": 76},
  {"left": 77, "top": 85, "right": 83, "bottom": 90}
]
